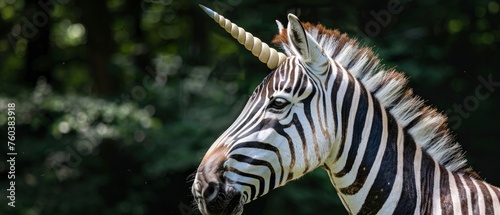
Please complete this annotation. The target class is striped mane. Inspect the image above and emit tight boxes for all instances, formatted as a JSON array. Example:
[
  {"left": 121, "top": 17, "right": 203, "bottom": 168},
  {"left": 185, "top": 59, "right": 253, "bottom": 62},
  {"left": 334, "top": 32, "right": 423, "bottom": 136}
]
[{"left": 272, "top": 22, "right": 477, "bottom": 176}]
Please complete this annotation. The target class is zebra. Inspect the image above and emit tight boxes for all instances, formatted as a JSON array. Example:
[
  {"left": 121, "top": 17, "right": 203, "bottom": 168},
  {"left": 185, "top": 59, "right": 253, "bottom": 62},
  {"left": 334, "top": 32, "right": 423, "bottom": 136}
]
[{"left": 192, "top": 5, "right": 500, "bottom": 215}]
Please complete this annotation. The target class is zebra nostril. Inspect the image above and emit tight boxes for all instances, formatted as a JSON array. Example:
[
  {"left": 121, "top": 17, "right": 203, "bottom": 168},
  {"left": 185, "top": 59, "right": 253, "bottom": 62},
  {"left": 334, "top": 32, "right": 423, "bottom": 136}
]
[{"left": 203, "top": 182, "right": 219, "bottom": 202}]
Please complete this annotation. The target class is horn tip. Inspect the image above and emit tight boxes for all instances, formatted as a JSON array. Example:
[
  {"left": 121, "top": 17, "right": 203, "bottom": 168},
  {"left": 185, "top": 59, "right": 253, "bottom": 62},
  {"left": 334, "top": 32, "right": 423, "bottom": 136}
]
[{"left": 199, "top": 4, "right": 215, "bottom": 18}]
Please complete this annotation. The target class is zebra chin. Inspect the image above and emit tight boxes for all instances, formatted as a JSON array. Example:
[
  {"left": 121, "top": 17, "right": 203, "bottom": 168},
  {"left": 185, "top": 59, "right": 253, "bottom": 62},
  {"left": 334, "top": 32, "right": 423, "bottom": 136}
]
[{"left": 192, "top": 178, "right": 246, "bottom": 215}]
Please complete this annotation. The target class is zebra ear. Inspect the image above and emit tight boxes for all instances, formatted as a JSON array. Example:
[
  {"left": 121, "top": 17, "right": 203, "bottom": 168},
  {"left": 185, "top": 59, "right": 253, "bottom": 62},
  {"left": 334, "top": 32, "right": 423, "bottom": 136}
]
[
  {"left": 275, "top": 20, "right": 284, "bottom": 33},
  {"left": 287, "top": 14, "right": 329, "bottom": 72}
]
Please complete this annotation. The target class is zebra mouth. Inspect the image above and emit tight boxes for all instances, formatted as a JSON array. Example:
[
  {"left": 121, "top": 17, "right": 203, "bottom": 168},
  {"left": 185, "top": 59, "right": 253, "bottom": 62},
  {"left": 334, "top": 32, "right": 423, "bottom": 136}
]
[
  {"left": 201, "top": 184, "right": 244, "bottom": 215},
  {"left": 220, "top": 190, "right": 243, "bottom": 215},
  {"left": 226, "top": 193, "right": 243, "bottom": 215}
]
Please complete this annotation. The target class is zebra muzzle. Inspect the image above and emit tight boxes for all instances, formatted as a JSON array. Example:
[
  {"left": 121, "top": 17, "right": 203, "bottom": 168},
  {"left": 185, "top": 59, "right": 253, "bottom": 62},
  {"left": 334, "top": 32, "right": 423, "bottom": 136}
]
[
  {"left": 193, "top": 178, "right": 244, "bottom": 215},
  {"left": 192, "top": 146, "right": 244, "bottom": 215}
]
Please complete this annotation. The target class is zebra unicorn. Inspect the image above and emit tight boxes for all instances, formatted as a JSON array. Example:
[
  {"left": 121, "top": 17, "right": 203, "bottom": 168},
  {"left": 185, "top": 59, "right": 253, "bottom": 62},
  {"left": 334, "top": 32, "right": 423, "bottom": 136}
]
[{"left": 192, "top": 5, "right": 500, "bottom": 215}]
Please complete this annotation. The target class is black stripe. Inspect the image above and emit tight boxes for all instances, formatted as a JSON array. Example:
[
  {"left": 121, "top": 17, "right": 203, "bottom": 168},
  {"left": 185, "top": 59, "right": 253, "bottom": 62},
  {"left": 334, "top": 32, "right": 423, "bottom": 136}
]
[
  {"left": 225, "top": 167, "right": 263, "bottom": 200},
  {"left": 272, "top": 118, "right": 297, "bottom": 183},
  {"left": 230, "top": 97, "right": 267, "bottom": 140},
  {"left": 439, "top": 165, "right": 454, "bottom": 214},
  {"left": 335, "top": 83, "right": 368, "bottom": 177},
  {"left": 309, "top": 72, "right": 327, "bottom": 165},
  {"left": 491, "top": 187, "right": 500, "bottom": 205},
  {"left": 279, "top": 64, "right": 293, "bottom": 92},
  {"left": 227, "top": 154, "right": 275, "bottom": 199},
  {"left": 228, "top": 154, "right": 275, "bottom": 197},
  {"left": 393, "top": 131, "right": 417, "bottom": 214},
  {"left": 463, "top": 176, "right": 480, "bottom": 214},
  {"left": 323, "top": 64, "right": 333, "bottom": 89},
  {"left": 452, "top": 173, "right": 468, "bottom": 214},
  {"left": 291, "top": 67, "right": 303, "bottom": 97},
  {"left": 335, "top": 72, "right": 355, "bottom": 161},
  {"left": 477, "top": 180, "right": 494, "bottom": 214},
  {"left": 321, "top": 90, "right": 329, "bottom": 130},
  {"left": 419, "top": 150, "right": 435, "bottom": 214},
  {"left": 226, "top": 178, "right": 256, "bottom": 202},
  {"left": 299, "top": 87, "right": 317, "bottom": 174},
  {"left": 357, "top": 110, "right": 399, "bottom": 215},
  {"left": 330, "top": 65, "right": 342, "bottom": 142},
  {"left": 296, "top": 69, "right": 308, "bottom": 96},
  {"left": 338, "top": 95, "right": 382, "bottom": 195},
  {"left": 228, "top": 141, "right": 284, "bottom": 189},
  {"left": 237, "top": 116, "right": 275, "bottom": 140}
]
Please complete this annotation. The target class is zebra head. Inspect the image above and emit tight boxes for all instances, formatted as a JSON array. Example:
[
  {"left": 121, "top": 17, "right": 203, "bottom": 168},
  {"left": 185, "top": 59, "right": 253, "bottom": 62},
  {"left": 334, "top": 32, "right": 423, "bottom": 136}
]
[{"left": 193, "top": 6, "right": 336, "bottom": 215}]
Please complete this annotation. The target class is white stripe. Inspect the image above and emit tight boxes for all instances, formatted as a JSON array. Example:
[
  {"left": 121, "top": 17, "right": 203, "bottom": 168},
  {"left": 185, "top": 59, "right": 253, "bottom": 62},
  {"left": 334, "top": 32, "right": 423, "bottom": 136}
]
[
  {"left": 472, "top": 178, "right": 485, "bottom": 214},
  {"left": 225, "top": 157, "right": 272, "bottom": 196},
  {"left": 413, "top": 146, "right": 422, "bottom": 215},
  {"left": 448, "top": 170, "right": 462, "bottom": 215},
  {"left": 432, "top": 160, "right": 441, "bottom": 214},
  {"left": 335, "top": 81, "right": 374, "bottom": 188},
  {"left": 338, "top": 100, "right": 389, "bottom": 213},
  {"left": 459, "top": 174, "right": 474, "bottom": 215},
  {"left": 485, "top": 183, "right": 500, "bottom": 215},
  {"left": 330, "top": 80, "right": 362, "bottom": 187},
  {"left": 330, "top": 66, "right": 354, "bottom": 172},
  {"left": 377, "top": 124, "right": 404, "bottom": 214},
  {"left": 287, "top": 122, "right": 310, "bottom": 178},
  {"left": 224, "top": 171, "right": 260, "bottom": 201},
  {"left": 228, "top": 145, "right": 283, "bottom": 186}
]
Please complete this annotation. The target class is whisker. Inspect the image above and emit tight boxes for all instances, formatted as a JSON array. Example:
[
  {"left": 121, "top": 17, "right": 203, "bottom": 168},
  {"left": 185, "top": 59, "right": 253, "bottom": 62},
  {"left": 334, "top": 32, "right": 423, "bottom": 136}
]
[{"left": 186, "top": 170, "right": 197, "bottom": 183}]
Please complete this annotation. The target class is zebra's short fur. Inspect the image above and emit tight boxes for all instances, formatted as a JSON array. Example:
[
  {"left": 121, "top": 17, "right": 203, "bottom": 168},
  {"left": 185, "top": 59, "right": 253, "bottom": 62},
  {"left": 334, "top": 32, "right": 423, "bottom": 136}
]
[
  {"left": 273, "top": 22, "right": 471, "bottom": 174},
  {"left": 192, "top": 6, "right": 499, "bottom": 215}
]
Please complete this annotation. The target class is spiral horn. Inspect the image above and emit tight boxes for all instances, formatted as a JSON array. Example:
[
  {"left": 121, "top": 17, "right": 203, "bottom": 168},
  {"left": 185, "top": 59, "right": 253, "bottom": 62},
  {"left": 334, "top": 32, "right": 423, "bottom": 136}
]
[{"left": 199, "top": 5, "right": 287, "bottom": 70}]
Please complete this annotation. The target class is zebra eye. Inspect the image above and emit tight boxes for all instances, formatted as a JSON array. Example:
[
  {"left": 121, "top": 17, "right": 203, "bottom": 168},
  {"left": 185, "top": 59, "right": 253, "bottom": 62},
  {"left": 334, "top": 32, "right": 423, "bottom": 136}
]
[{"left": 269, "top": 97, "right": 289, "bottom": 110}]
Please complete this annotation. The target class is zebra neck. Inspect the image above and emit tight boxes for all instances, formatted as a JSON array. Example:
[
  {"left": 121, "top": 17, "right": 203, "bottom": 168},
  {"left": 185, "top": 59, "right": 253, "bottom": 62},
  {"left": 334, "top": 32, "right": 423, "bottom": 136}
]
[
  {"left": 319, "top": 75, "right": 500, "bottom": 213},
  {"left": 321, "top": 73, "right": 420, "bottom": 213}
]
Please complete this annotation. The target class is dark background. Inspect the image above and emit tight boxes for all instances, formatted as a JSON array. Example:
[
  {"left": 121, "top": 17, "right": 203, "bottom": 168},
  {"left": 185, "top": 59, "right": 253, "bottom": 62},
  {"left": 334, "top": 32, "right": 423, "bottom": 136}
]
[{"left": 0, "top": 0, "right": 499, "bottom": 214}]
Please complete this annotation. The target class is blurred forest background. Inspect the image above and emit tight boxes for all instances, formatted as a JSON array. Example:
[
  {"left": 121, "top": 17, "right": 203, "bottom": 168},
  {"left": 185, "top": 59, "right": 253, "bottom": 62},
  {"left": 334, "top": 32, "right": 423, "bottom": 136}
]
[{"left": 0, "top": 0, "right": 499, "bottom": 214}]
